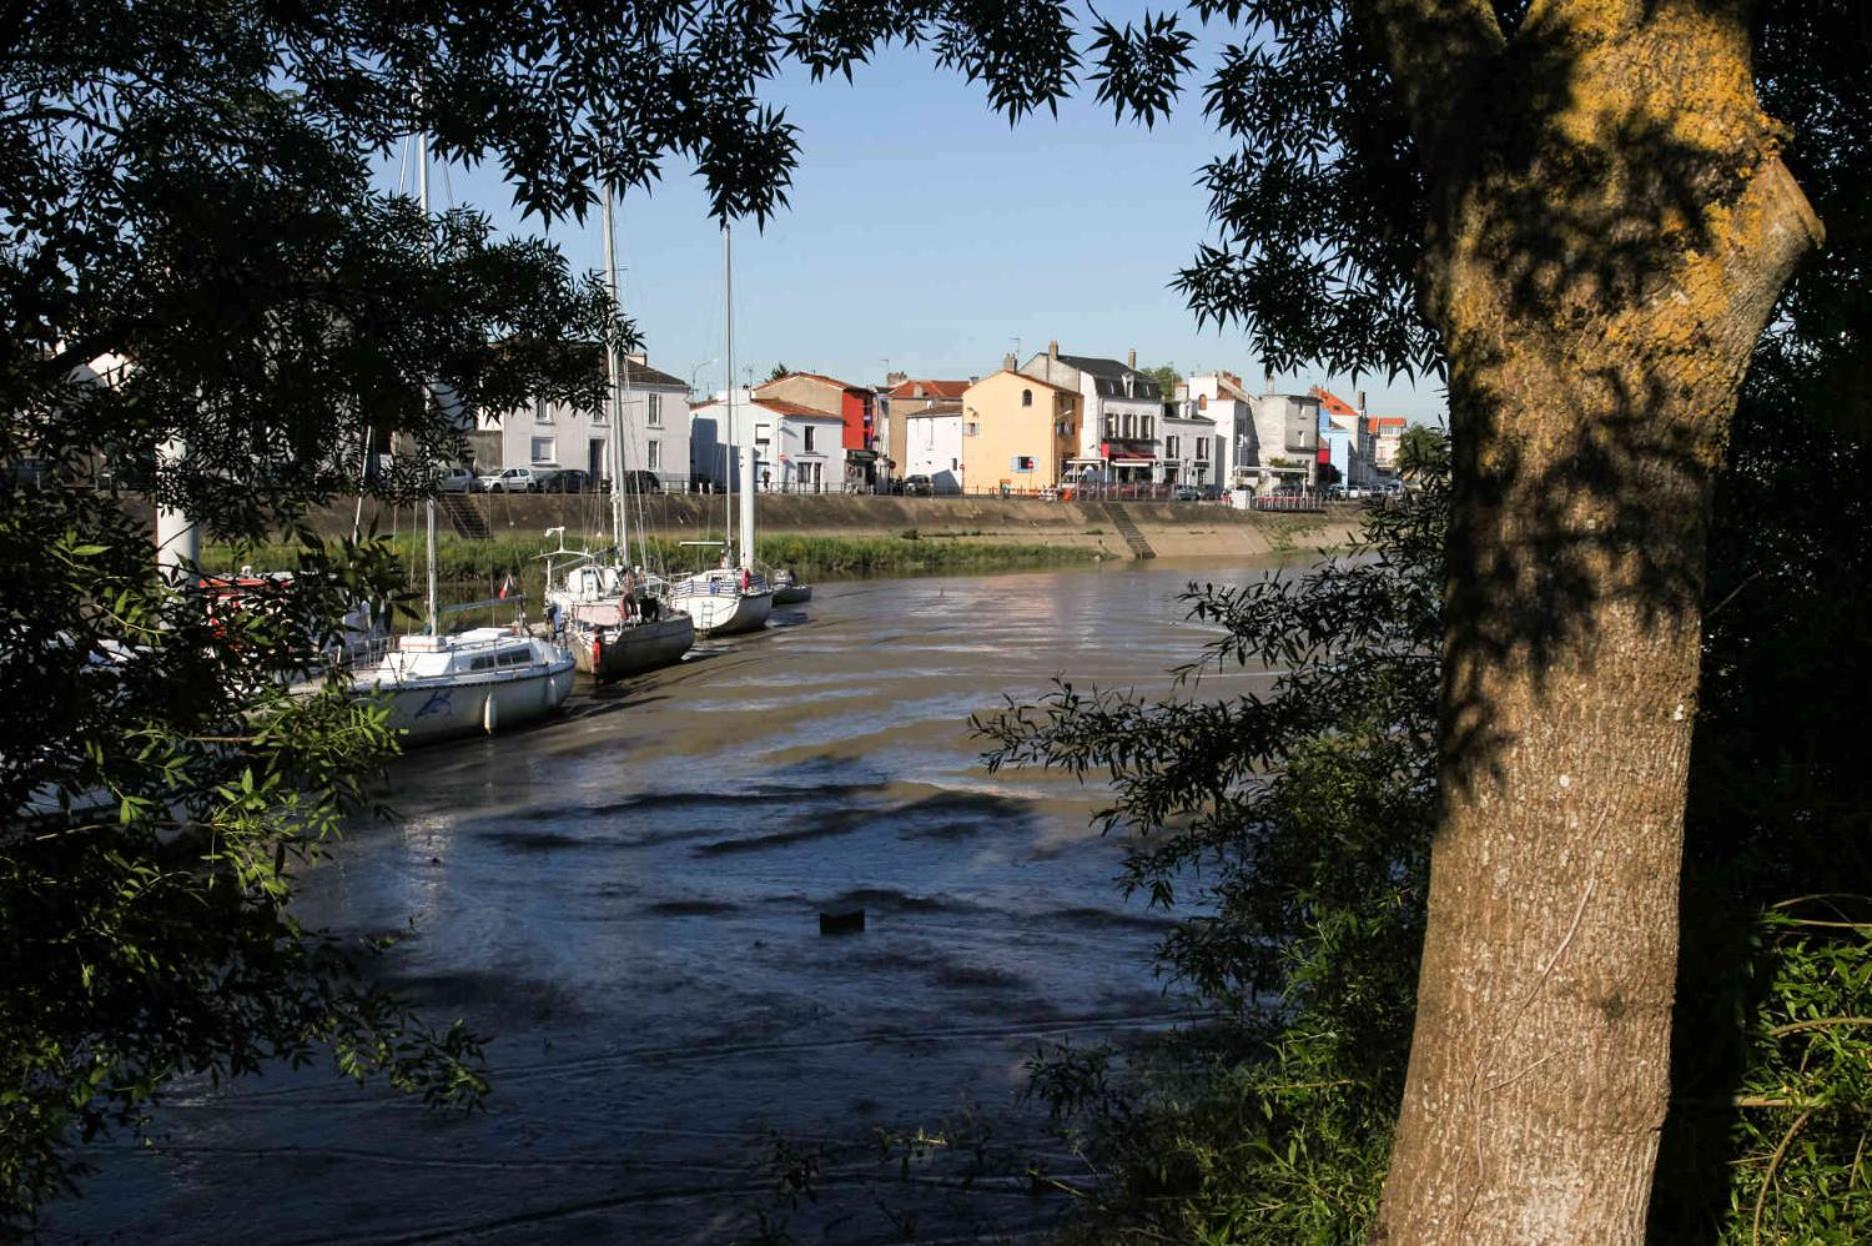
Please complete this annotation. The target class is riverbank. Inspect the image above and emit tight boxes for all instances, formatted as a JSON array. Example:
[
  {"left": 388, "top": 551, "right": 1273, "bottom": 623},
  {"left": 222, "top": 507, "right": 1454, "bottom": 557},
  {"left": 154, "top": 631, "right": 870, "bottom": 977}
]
[
  {"left": 202, "top": 531, "right": 1110, "bottom": 599},
  {"left": 190, "top": 493, "right": 1361, "bottom": 585}
]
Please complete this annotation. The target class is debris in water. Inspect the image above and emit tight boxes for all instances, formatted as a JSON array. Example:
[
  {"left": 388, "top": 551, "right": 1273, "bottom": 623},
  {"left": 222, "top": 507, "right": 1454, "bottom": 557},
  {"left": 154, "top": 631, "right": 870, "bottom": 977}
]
[{"left": 819, "top": 908, "right": 865, "bottom": 936}]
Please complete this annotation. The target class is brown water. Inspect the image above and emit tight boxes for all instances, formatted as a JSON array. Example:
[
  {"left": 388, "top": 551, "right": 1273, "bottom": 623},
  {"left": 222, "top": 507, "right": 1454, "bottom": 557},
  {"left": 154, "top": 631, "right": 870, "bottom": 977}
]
[{"left": 45, "top": 558, "right": 1291, "bottom": 1245}]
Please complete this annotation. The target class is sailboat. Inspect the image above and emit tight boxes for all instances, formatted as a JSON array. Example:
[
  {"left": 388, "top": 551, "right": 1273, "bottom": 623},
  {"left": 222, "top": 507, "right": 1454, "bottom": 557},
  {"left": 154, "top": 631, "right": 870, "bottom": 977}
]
[
  {"left": 668, "top": 223, "right": 773, "bottom": 637},
  {"left": 542, "top": 190, "right": 694, "bottom": 681},
  {"left": 348, "top": 126, "right": 575, "bottom": 743}
]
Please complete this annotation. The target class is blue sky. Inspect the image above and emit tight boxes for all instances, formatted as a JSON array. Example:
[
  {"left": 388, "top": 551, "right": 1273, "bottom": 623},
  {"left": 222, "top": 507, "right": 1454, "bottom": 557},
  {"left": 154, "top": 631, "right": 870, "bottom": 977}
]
[{"left": 400, "top": 9, "right": 1446, "bottom": 423}]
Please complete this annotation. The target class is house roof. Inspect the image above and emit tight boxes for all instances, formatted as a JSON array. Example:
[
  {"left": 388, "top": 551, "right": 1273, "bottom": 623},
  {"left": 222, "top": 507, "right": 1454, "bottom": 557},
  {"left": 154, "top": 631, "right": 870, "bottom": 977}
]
[
  {"left": 976, "top": 369, "right": 1076, "bottom": 396},
  {"left": 1371, "top": 416, "right": 1409, "bottom": 428},
  {"left": 1052, "top": 354, "right": 1162, "bottom": 401},
  {"left": 751, "top": 398, "right": 840, "bottom": 419},
  {"left": 902, "top": 401, "right": 962, "bottom": 418},
  {"left": 1311, "top": 386, "right": 1361, "bottom": 420},
  {"left": 888, "top": 378, "right": 970, "bottom": 399},
  {"left": 619, "top": 360, "right": 689, "bottom": 391},
  {"left": 763, "top": 371, "right": 868, "bottom": 394}
]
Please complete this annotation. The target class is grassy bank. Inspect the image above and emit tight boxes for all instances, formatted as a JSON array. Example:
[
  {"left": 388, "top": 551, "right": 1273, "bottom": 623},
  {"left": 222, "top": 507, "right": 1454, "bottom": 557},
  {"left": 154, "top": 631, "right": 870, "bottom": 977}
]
[{"left": 203, "top": 531, "right": 1102, "bottom": 599}]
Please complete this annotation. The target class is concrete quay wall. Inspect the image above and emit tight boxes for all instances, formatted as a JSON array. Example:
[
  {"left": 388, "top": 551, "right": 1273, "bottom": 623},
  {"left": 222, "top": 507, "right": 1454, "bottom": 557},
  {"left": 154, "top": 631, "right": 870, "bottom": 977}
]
[{"left": 317, "top": 493, "right": 1361, "bottom": 560}]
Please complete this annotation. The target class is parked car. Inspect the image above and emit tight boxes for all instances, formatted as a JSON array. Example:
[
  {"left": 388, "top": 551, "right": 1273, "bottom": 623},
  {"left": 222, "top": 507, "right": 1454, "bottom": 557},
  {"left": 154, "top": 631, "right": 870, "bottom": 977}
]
[
  {"left": 484, "top": 466, "right": 553, "bottom": 493},
  {"left": 1171, "top": 484, "right": 1201, "bottom": 502},
  {"left": 541, "top": 468, "right": 592, "bottom": 493},
  {"left": 437, "top": 466, "right": 476, "bottom": 494},
  {"left": 900, "top": 474, "right": 933, "bottom": 497},
  {"left": 617, "top": 469, "right": 661, "bottom": 494},
  {"left": 1200, "top": 483, "right": 1223, "bottom": 501}
]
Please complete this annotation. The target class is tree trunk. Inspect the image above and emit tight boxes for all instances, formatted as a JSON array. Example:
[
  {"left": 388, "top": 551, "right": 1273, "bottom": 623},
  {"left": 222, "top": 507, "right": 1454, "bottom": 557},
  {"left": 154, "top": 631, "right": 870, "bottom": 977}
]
[{"left": 1369, "top": 5, "right": 1822, "bottom": 1241}]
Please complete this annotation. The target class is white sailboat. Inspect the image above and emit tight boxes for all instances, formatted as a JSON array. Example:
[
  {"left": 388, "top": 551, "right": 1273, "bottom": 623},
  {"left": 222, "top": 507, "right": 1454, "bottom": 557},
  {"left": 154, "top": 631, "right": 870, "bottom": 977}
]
[
  {"left": 670, "top": 223, "right": 773, "bottom": 637},
  {"left": 350, "top": 127, "right": 574, "bottom": 743},
  {"left": 543, "top": 189, "right": 694, "bottom": 680}
]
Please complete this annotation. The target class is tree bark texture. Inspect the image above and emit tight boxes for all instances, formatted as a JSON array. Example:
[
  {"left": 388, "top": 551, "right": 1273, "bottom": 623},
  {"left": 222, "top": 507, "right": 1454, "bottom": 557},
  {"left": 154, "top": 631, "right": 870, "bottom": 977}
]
[{"left": 1359, "top": 2, "right": 1823, "bottom": 1241}]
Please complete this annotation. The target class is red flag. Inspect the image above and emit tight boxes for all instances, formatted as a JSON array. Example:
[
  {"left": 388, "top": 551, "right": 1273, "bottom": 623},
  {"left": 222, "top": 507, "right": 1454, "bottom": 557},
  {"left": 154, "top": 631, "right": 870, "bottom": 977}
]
[{"left": 498, "top": 573, "right": 515, "bottom": 600}]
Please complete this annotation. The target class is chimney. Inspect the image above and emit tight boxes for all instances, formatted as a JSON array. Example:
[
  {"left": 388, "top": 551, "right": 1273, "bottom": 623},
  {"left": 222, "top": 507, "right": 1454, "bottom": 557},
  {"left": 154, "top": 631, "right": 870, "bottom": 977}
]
[
  {"left": 912, "top": 382, "right": 924, "bottom": 398},
  {"left": 1048, "top": 339, "right": 1058, "bottom": 361},
  {"left": 627, "top": 350, "right": 647, "bottom": 367},
  {"left": 1003, "top": 352, "right": 1017, "bottom": 371},
  {"left": 1127, "top": 348, "right": 1137, "bottom": 370},
  {"left": 1356, "top": 389, "right": 1367, "bottom": 414}
]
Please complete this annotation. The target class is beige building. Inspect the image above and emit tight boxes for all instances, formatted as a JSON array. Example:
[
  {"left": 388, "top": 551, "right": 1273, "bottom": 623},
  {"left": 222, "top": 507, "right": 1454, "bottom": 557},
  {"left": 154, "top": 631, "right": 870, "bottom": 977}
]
[{"left": 959, "top": 368, "right": 1082, "bottom": 494}]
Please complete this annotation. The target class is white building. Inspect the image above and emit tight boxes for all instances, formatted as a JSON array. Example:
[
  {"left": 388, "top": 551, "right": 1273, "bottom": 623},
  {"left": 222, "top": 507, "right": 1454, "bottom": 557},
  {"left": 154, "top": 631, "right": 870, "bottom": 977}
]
[
  {"left": 1176, "top": 372, "right": 1323, "bottom": 492},
  {"left": 901, "top": 403, "right": 963, "bottom": 491},
  {"left": 1178, "top": 371, "right": 1257, "bottom": 485},
  {"left": 690, "top": 390, "right": 846, "bottom": 491},
  {"left": 478, "top": 352, "right": 691, "bottom": 488},
  {"left": 1020, "top": 343, "right": 1162, "bottom": 483},
  {"left": 1161, "top": 409, "right": 1218, "bottom": 486}
]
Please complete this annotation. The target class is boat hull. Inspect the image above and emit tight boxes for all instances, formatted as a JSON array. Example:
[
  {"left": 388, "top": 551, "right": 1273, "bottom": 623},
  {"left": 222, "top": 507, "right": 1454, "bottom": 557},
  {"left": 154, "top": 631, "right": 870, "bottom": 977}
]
[
  {"left": 672, "top": 587, "right": 772, "bottom": 636},
  {"left": 574, "top": 615, "right": 695, "bottom": 681},
  {"left": 359, "top": 659, "right": 575, "bottom": 745},
  {"left": 771, "top": 584, "right": 812, "bottom": 605}
]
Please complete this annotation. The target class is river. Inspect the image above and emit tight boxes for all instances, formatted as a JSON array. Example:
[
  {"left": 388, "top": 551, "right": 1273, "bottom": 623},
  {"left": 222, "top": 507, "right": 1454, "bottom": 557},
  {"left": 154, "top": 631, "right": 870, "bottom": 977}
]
[{"left": 45, "top": 558, "right": 1292, "bottom": 1245}]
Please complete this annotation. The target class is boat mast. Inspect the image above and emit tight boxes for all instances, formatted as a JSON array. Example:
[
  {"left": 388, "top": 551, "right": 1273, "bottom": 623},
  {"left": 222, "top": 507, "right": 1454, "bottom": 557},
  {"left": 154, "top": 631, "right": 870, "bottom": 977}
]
[
  {"left": 723, "top": 221, "right": 738, "bottom": 567},
  {"left": 602, "top": 188, "right": 625, "bottom": 554},
  {"left": 419, "top": 127, "right": 438, "bottom": 633},
  {"left": 730, "top": 224, "right": 753, "bottom": 572}
]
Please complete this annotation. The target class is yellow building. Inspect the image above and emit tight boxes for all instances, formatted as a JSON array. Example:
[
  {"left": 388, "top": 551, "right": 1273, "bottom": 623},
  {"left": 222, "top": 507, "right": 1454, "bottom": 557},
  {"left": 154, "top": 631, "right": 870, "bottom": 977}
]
[{"left": 960, "top": 369, "right": 1082, "bottom": 494}]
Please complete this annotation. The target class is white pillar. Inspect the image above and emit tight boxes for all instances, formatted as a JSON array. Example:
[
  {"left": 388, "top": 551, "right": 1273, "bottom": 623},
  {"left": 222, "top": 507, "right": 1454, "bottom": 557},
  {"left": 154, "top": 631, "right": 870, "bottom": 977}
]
[{"left": 154, "top": 437, "right": 198, "bottom": 581}]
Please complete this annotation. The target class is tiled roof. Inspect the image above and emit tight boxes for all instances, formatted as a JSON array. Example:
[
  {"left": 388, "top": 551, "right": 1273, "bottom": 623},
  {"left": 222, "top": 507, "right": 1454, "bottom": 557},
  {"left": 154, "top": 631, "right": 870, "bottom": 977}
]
[
  {"left": 1311, "top": 386, "right": 1361, "bottom": 419},
  {"left": 762, "top": 371, "right": 867, "bottom": 394},
  {"left": 752, "top": 398, "right": 841, "bottom": 418},
  {"left": 902, "top": 401, "right": 963, "bottom": 417},
  {"left": 888, "top": 378, "right": 970, "bottom": 399},
  {"left": 975, "top": 369, "right": 1076, "bottom": 395},
  {"left": 619, "top": 360, "right": 690, "bottom": 391},
  {"left": 1371, "top": 416, "right": 1409, "bottom": 428}
]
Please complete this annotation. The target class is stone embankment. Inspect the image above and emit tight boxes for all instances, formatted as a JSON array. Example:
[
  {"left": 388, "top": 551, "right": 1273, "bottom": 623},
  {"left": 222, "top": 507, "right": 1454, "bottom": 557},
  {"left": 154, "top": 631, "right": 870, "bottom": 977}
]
[{"left": 295, "top": 493, "right": 1360, "bottom": 561}]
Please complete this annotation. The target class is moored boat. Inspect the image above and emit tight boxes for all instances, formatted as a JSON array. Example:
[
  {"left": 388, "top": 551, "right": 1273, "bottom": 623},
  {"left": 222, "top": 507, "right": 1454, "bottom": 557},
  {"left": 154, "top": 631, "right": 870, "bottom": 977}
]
[
  {"left": 353, "top": 628, "right": 573, "bottom": 743},
  {"left": 668, "top": 567, "right": 773, "bottom": 636},
  {"left": 769, "top": 568, "right": 812, "bottom": 605},
  {"left": 550, "top": 560, "right": 694, "bottom": 679}
]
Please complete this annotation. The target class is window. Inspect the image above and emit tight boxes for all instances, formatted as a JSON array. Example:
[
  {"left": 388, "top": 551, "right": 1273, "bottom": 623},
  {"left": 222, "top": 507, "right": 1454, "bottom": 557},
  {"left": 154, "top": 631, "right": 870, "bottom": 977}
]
[
  {"left": 1165, "top": 435, "right": 1179, "bottom": 458},
  {"left": 804, "top": 426, "right": 817, "bottom": 452},
  {"left": 1021, "top": 388, "right": 1033, "bottom": 407},
  {"left": 966, "top": 421, "right": 979, "bottom": 437},
  {"left": 646, "top": 441, "right": 661, "bottom": 470},
  {"left": 530, "top": 436, "right": 556, "bottom": 464},
  {"left": 534, "top": 397, "right": 552, "bottom": 424},
  {"left": 1142, "top": 415, "right": 1154, "bottom": 439},
  {"left": 1054, "top": 420, "right": 1069, "bottom": 437},
  {"left": 754, "top": 422, "right": 772, "bottom": 445},
  {"left": 1196, "top": 437, "right": 1210, "bottom": 462},
  {"left": 1122, "top": 413, "right": 1134, "bottom": 438},
  {"left": 647, "top": 393, "right": 663, "bottom": 427},
  {"left": 1012, "top": 455, "right": 1036, "bottom": 472}
]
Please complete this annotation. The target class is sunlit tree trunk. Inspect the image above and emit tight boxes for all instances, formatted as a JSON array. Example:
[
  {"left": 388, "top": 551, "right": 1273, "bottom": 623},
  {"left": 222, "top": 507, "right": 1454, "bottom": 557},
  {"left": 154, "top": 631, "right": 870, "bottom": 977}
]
[{"left": 1359, "top": 1, "right": 1823, "bottom": 1240}]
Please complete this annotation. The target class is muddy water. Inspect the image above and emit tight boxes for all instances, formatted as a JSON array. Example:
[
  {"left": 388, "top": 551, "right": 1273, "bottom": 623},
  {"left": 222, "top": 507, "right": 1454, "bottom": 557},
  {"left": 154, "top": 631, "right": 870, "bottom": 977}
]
[{"left": 49, "top": 559, "right": 1290, "bottom": 1245}]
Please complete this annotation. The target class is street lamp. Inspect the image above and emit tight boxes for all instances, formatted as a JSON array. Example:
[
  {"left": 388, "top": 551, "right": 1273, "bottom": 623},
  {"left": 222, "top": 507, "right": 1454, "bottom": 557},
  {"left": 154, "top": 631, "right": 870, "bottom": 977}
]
[{"left": 689, "top": 358, "right": 718, "bottom": 398}]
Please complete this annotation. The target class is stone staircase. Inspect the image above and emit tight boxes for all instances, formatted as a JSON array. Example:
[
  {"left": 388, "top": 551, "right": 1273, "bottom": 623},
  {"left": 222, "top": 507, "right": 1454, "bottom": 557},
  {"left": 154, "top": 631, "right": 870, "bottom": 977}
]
[
  {"left": 1102, "top": 502, "right": 1156, "bottom": 560},
  {"left": 439, "top": 493, "right": 489, "bottom": 540}
]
